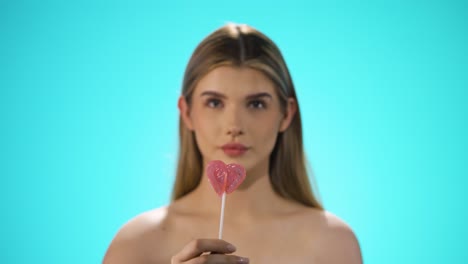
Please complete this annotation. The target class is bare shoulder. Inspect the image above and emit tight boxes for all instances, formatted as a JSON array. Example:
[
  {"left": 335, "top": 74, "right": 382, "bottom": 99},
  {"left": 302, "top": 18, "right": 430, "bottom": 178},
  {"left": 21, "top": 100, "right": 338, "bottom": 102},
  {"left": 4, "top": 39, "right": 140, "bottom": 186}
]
[
  {"left": 304, "top": 209, "right": 363, "bottom": 264},
  {"left": 102, "top": 206, "right": 171, "bottom": 264}
]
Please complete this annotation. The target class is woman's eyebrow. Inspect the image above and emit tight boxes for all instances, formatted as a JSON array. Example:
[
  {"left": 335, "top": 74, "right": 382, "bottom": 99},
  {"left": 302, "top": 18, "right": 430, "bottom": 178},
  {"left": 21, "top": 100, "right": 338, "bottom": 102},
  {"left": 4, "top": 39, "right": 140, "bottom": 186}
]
[
  {"left": 246, "top": 92, "right": 272, "bottom": 100},
  {"left": 200, "top": 91, "right": 272, "bottom": 100},
  {"left": 200, "top": 91, "right": 226, "bottom": 98}
]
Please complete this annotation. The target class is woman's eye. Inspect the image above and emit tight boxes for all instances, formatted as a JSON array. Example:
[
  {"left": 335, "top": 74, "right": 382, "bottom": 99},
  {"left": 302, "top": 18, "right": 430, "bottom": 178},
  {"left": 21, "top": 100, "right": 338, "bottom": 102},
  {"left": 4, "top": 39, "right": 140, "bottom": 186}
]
[
  {"left": 248, "top": 100, "right": 266, "bottom": 109},
  {"left": 206, "top": 98, "right": 222, "bottom": 108}
]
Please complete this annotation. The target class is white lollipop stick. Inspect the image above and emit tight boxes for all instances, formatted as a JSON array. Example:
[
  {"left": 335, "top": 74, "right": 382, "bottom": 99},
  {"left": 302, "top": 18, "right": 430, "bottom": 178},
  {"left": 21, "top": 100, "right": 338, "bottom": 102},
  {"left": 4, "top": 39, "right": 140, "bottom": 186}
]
[{"left": 218, "top": 192, "right": 226, "bottom": 239}]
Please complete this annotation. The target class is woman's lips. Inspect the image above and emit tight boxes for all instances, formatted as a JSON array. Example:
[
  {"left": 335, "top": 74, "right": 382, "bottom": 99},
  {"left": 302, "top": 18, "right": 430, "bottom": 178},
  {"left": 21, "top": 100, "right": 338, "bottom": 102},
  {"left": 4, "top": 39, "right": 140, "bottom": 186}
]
[{"left": 221, "top": 143, "right": 249, "bottom": 157}]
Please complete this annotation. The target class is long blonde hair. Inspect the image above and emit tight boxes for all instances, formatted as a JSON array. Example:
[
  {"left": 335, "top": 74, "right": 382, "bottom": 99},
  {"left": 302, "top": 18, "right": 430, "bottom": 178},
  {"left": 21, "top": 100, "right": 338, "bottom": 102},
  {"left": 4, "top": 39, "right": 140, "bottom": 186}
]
[{"left": 171, "top": 24, "right": 323, "bottom": 209}]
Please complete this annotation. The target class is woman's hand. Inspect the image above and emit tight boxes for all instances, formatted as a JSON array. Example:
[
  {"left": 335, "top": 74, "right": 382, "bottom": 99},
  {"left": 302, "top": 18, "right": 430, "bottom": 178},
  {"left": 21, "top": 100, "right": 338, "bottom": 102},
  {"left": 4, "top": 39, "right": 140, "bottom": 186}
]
[{"left": 171, "top": 239, "right": 249, "bottom": 264}]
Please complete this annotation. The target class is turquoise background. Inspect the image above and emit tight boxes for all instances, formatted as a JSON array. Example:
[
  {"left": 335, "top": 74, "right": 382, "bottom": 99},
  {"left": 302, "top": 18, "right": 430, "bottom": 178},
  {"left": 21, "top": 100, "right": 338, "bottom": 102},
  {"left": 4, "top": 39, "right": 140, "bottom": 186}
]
[{"left": 1, "top": 0, "right": 467, "bottom": 263}]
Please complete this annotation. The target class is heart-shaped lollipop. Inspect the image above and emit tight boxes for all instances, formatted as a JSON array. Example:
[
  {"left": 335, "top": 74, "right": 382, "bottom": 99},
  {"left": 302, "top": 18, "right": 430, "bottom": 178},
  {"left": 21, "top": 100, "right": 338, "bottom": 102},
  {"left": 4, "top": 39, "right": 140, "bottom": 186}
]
[
  {"left": 206, "top": 160, "right": 246, "bottom": 239},
  {"left": 206, "top": 160, "right": 246, "bottom": 196}
]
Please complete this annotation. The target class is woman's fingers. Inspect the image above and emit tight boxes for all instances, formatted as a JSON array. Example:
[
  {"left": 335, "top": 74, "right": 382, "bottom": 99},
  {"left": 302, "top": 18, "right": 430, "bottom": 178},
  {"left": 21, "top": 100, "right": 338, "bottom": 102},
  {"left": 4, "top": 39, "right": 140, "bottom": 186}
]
[
  {"left": 174, "top": 239, "right": 237, "bottom": 262},
  {"left": 185, "top": 254, "right": 249, "bottom": 264}
]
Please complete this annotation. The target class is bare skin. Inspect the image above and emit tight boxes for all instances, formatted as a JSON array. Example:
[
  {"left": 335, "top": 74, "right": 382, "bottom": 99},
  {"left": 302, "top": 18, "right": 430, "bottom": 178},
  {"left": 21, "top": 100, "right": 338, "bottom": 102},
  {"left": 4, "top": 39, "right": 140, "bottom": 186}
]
[{"left": 103, "top": 67, "right": 363, "bottom": 264}]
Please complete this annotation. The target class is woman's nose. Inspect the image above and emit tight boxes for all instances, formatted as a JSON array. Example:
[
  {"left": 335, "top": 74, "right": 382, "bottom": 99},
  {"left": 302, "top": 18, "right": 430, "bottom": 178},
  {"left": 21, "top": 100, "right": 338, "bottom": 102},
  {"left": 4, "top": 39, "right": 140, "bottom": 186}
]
[
  {"left": 225, "top": 105, "right": 244, "bottom": 137},
  {"left": 227, "top": 126, "right": 244, "bottom": 137}
]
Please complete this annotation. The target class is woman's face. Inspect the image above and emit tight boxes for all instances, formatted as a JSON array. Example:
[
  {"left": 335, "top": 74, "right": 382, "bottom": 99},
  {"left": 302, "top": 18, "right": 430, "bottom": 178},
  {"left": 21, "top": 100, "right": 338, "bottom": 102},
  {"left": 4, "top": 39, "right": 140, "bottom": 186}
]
[{"left": 179, "top": 66, "right": 296, "bottom": 174}]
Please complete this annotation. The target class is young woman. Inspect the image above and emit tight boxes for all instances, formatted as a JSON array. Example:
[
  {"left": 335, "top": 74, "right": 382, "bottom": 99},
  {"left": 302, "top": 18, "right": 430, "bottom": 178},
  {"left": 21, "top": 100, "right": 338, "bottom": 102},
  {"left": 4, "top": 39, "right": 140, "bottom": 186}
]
[{"left": 104, "top": 23, "right": 363, "bottom": 264}]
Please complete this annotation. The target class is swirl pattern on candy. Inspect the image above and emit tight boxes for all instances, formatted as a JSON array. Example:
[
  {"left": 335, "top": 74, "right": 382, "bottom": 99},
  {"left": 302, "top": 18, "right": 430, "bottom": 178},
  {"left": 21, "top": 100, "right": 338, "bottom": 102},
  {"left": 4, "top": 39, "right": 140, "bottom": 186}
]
[{"left": 206, "top": 160, "right": 246, "bottom": 196}]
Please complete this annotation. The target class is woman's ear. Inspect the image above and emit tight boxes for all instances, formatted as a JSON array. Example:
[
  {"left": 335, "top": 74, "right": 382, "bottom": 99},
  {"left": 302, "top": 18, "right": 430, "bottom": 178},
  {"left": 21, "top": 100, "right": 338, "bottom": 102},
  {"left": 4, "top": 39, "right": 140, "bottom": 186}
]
[
  {"left": 178, "top": 96, "right": 194, "bottom": 130},
  {"left": 279, "top": 98, "right": 297, "bottom": 132}
]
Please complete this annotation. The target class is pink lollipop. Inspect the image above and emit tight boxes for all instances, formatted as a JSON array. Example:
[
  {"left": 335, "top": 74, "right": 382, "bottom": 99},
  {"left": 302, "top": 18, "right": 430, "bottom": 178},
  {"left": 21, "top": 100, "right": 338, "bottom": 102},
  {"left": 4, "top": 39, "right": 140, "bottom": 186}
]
[{"left": 206, "top": 160, "right": 246, "bottom": 238}]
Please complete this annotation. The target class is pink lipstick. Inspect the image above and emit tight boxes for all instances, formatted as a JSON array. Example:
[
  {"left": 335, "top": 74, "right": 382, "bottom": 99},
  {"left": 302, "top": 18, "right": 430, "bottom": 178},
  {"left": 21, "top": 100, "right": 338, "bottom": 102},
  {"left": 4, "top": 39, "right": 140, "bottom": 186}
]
[{"left": 221, "top": 143, "right": 249, "bottom": 157}]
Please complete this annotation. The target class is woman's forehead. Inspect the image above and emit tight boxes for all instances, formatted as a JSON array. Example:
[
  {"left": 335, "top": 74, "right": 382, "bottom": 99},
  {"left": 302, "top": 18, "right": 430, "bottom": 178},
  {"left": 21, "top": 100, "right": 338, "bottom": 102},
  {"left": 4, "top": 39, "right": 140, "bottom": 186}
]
[{"left": 193, "top": 66, "right": 277, "bottom": 97}]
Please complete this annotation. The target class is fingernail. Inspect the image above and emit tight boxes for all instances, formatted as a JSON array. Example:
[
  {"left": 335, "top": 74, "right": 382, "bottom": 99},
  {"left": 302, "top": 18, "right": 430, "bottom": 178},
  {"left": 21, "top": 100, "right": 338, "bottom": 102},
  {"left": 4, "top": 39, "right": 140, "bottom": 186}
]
[
  {"left": 226, "top": 244, "right": 236, "bottom": 251},
  {"left": 237, "top": 257, "right": 249, "bottom": 263}
]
